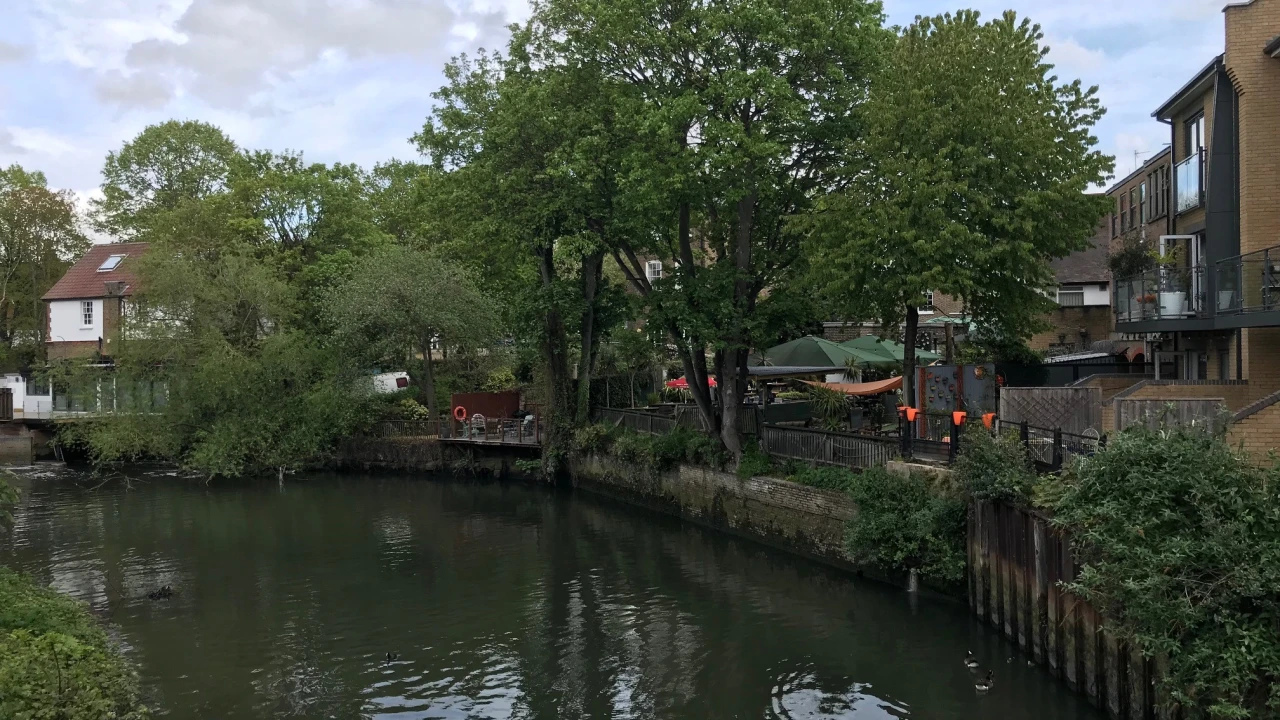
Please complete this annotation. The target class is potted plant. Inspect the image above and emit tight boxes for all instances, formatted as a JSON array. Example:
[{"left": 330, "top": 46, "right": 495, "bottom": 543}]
[
  {"left": 1109, "top": 231, "right": 1157, "bottom": 321},
  {"left": 1156, "top": 245, "right": 1190, "bottom": 317}
]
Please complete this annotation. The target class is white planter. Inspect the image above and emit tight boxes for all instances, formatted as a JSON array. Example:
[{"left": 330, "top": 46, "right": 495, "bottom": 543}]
[
  {"left": 1218, "top": 291, "right": 1236, "bottom": 311},
  {"left": 1159, "top": 291, "right": 1187, "bottom": 317}
]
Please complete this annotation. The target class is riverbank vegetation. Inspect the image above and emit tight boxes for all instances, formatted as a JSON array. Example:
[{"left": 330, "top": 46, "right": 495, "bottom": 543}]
[
  {"left": 0, "top": 476, "right": 149, "bottom": 719},
  {"left": 10, "top": 1, "right": 1111, "bottom": 479}
]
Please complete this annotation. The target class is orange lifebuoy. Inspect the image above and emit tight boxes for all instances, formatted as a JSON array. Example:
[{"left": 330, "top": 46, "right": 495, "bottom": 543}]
[{"left": 453, "top": 406, "right": 467, "bottom": 422}]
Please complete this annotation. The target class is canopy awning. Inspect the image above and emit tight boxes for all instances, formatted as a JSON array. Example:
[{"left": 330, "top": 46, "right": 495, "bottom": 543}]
[
  {"left": 803, "top": 377, "right": 903, "bottom": 397},
  {"left": 747, "top": 366, "right": 844, "bottom": 378}
]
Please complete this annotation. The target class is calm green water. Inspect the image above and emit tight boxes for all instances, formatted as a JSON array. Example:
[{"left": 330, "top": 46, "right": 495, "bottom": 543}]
[{"left": 1, "top": 466, "right": 1105, "bottom": 719}]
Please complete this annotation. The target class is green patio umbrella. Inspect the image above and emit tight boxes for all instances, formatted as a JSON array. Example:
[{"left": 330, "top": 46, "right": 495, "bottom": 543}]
[
  {"left": 762, "top": 336, "right": 888, "bottom": 368},
  {"left": 840, "top": 336, "right": 942, "bottom": 364}
]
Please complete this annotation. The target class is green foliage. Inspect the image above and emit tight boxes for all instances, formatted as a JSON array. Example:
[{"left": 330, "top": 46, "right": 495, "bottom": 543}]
[
  {"left": 482, "top": 367, "right": 518, "bottom": 393},
  {"left": 612, "top": 427, "right": 729, "bottom": 473},
  {"left": 736, "top": 442, "right": 775, "bottom": 479},
  {"left": 572, "top": 423, "right": 618, "bottom": 455},
  {"left": 0, "top": 165, "right": 90, "bottom": 367},
  {"left": 807, "top": 384, "right": 849, "bottom": 432},
  {"left": 845, "top": 468, "right": 967, "bottom": 584},
  {"left": 954, "top": 429, "right": 1040, "bottom": 506},
  {"left": 0, "top": 471, "right": 16, "bottom": 530},
  {"left": 389, "top": 398, "right": 432, "bottom": 422},
  {"left": 93, "top": 120, "right": 239, "bottom": 238},
  {"left": 806, "top": 10, "right": 1113, "bottom": 363},
  {"left": 0, "top": 568, "right": 148, "bottom": 719},
  {"left": 1049, "top": 427, "right": 1280, "bottom": 718},
  {"left": 1108, "top": 228, "right": 1156, "bottom": 280},
  {"left": 786, "top": 465, "right": 858, "bottom": 493}
]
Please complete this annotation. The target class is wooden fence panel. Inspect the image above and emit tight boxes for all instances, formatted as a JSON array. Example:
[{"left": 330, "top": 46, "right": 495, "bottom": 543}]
[
  {"left": 1115, "top": 398, "right": 1227, "bottom": 433},
  {"left": 1000, "top": 387, "right": 1103, "bottom": 435}
]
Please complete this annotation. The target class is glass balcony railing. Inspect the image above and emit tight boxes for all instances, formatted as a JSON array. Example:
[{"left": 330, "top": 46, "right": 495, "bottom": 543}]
[
  {"left": 1175, "top": 151, "right": 1204, "bottom": 213},
  {"left": 1214, "top": 245, "right": 1280, "bottom": 315},
  {"left": 1114, "top": 265, "right": 1206, "bottom": 323}
]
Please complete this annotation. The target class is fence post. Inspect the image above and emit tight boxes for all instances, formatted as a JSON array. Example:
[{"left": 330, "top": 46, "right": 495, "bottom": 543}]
[
  {"left": 1020, "top": 420, "right": 1030, "bottom": 453},
  {"left": 950, "top": 416, "right": 963, "bottom": 465},
  {"left": 1052, "top": 427, "right": 1063, "bottom": 471}
]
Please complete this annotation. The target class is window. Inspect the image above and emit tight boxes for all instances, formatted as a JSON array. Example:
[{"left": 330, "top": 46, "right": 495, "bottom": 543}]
[
  {"left": 1146, "top": 166, "right": 1169, "bottom": 220},
  {"left": 1129, "top": 188, "right": 1138, "bottom": 229},
  {"left": 1119, "top": 194, "right": 1128, "bottom": 231},
  {"left": 645, "top": 260, "right": 663, "bottom": 281},
  {"left": 97, "top": 254, "right": 126, "bottom": 272},
  {"left": 1111, "top": 209, "right": 1118, "bottom": 238},
  {"left": 920, "top": 290, "right": 936, "bottom": 312},
  {"left": 1186, "top": 113, "right": 1205, "bottom": 155},
  {"left": 1057, "top": 285, "right": 1085, "bottom": 307},
  {"left": 1219, "top": 350, "right": 1231, "bottom": 381},
  {"left": 81, "top": 301, "right": 94, "bottom": 327},
  {"left": 1139, "top": 182, "right": 1147, "bottom": 225}
]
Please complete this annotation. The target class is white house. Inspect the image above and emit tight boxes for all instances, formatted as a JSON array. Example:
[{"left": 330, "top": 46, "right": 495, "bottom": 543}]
[{"left": 42, "top": 242, "right": 148, "bottom": 361}]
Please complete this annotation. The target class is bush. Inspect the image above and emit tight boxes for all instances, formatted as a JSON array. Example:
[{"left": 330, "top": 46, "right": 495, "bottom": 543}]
[
  {"left": 844, "top": 468, "right": 967, "bottom": 584},
  {"left": 611, "top": 427, "right": 729, "bottom": 473},
  {"left": 0, "top": 568, "right": 149, "bottom": 720},
  {"left": 1049, "top": 427, "right": 1280, "bottom": 718},
  {"left": 736, "top": 441, "right": 775, "bottom": 479},
  {"left": 572, "top": 424, "right": 618, "bottom": 454},
  {"left": 954, "top": 428, "right": 1039, "bottom": 505},
  {"left": 786, "top": 465, "right": 857, "bottom": 493}
]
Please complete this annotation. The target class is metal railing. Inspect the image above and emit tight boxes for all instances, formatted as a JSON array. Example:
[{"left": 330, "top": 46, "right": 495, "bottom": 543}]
[
  {"left": 759, "top": 425, "right": 897, "bottom": 470},
  {"left": 1175, "top": 151, "right": 1204, "bottom": 213},
  {"left": 1214, "top": 245, "right": 1280, "bottom": 314},
  {"left": 596, "top": 408, "right": 677, "bottom": 435},
  {"left": 1114, "top": 265, "right": 1205, "bottom": 322}
]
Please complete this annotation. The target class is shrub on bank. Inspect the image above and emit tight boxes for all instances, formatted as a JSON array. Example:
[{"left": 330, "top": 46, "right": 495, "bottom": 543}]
[
  {"left": 952, "top": 427, "right": 1040, "bottom": 506},
  {"left": 844, "top": 468, "right": 967, "bottom": 585},
  {"left": 0, "top": 568, "right": 149, "bottom": 720},
  {"left": 1048, "top": 427, "right": 1280, "bottom": 719}
]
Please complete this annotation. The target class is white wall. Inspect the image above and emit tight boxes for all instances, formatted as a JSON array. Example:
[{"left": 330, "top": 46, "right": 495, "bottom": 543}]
[{"left": 48, "top": 299, "right": 101, "bottom": 343}]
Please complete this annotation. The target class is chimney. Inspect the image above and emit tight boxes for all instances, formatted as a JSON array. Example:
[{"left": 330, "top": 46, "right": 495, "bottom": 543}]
[{"left": 104, "top": 281, "right": 128, "bottom": 297}]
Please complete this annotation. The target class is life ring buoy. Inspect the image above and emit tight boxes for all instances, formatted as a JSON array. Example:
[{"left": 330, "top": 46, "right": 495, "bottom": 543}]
[{"left": 453, "top": 406, "right": 467, "bottom": 422}]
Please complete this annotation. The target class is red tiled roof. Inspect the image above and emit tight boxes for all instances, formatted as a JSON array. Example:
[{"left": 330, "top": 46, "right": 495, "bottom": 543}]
[{"left": 42, "top": 243, "right": 149, "bottom": 301}]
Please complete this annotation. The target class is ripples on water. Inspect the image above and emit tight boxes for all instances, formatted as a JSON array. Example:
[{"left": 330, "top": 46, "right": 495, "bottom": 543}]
[{"left": 0, "top": 468, "right": 1105, "bottom": 719}]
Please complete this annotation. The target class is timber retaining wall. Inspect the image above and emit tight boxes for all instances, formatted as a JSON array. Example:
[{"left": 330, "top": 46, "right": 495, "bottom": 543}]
[{"left": 971, "top": 500, "right": 1165, "bottom": 720}]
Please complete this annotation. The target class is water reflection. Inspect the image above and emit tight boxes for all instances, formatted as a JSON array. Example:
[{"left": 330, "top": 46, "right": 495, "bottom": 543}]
[{"left": 1, "top": 470, "right": 1104, "bottom": 719}]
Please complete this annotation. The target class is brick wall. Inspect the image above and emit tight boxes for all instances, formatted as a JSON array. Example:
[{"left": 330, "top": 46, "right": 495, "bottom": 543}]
[
  {"left": 1228, "top": 389, "right": 1280, "bottom": 462},
  {"left": 1029, "top": 306, "right": 1114, "bottom": 353},
  {"left": 1244, "top": 328, "right": 1280, "bottom": 394},
  {"left": 1226, "top": 0, "right": 1280, "bottom": 257},
  {"left": 46, "top": 340, "right": 100, "bottom": 361}
]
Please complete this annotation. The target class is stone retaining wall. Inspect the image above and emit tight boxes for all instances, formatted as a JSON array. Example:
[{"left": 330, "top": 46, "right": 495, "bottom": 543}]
[{"left": 569, "top": 452, "right": 859, "bottom": 569}]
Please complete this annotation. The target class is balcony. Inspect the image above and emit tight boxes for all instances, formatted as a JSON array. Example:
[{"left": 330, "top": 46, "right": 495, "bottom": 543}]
[
  {"left": 1115, "top": 244, "right": 1280, "bottom": 331},
  {"left": 1215, "top": 246, "right": 1280, "bottom": 315},
  {"left": 1115, "top": 265, "right": 1206, "bottom": 323},
  {"left": 1175, "top": 151, "right": 1204, "bottom": 214}
]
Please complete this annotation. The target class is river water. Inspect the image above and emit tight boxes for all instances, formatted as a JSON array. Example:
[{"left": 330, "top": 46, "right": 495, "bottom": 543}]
[{"left": 1, "top": 467, "right": 1104, "bottom": 719}]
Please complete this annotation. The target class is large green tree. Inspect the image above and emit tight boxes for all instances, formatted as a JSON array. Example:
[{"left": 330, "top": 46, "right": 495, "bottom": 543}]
[
  {"left": 531, "top": 0, "right": 889, "bottom": 455},
  {"left": 415, "top": 47, "right": 632, "bottom": 476},
  {"left": 805, "top": 11, "right": 1113, "bottom": 405},
  {"left": 93, "top": 120, "right": 239, "bottom": 238},
  {"left": 327, "top": 246, "right": 500, "bottom": 419},
  {"left": 0, "top": 166, "right": 89, "bottom": 364}
]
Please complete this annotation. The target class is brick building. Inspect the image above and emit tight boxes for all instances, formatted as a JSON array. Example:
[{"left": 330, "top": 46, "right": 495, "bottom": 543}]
[
  {"left": 1108, "top": 0, "right": 1280, "bottom": 449},
  {"left": 42, "top": 243, "right": 148, "bottom": 361}
]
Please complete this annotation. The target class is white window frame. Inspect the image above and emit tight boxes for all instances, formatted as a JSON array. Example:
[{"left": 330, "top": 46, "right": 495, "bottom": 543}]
[
  {"left": 97, "top": 255, "right": 126, "bottom": 272},
  {"left": 919, "top": 290, "right": 936, "bottom": 314},
  {"left": 81, "top": 301, "right": 94, "bottom": 328},
  {"left": 645, "top": 260, "right": 663, "bottom": 281},
  {"left": 1057, "top": 285, "right": 1086, "bottom": 307}
]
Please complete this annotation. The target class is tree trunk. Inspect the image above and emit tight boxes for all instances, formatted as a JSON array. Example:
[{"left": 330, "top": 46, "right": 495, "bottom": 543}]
[
  {"left": 421, "top": 337, "right": 438, "bottom": 420},
  {"left": 574, "top": 251, "right": 605, "bottom": 425},
  {"left": 720, "top": 189, "right": 756, "bottom": 458},
  {"left": 903, "top": 306, "right": 919, "bottom": 416},
  {"left": 538, "top": 246, "right": 574, "bottom": 483}
]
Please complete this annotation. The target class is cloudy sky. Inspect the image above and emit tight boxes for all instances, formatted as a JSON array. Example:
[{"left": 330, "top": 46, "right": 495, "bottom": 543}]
[{"left": 0, "top": 0, "right": 1228, "bottom": 206}]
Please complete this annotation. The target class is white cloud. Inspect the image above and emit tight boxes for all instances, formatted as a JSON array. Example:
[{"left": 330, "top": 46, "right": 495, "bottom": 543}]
[
  {"left": 0, "top": 128, "right": 26, "bottom": 155},
  {"left": 0, "top": 41, "right": 30, "bottom": 64}
]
